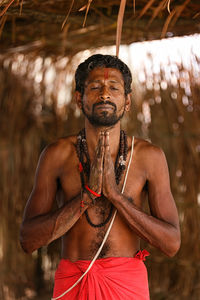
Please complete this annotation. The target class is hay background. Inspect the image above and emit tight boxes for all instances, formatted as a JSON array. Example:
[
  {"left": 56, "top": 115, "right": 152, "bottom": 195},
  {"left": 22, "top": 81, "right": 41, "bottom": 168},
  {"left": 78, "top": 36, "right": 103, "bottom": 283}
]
[
  {"left": 0, "top": 43, "right": 200, "bottom": 299},
  {"left": 0, "top": 1, "right": 200, "bottom": 299}
]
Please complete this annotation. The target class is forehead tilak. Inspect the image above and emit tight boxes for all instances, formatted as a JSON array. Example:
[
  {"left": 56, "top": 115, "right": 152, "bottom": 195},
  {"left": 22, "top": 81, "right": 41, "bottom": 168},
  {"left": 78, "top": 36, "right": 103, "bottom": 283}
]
[
  {"left": 86, "top": 67, "right": 123, "bottom": 85},
  {"left": 104, "top": 68, "right": 109, "bottom": 80}
]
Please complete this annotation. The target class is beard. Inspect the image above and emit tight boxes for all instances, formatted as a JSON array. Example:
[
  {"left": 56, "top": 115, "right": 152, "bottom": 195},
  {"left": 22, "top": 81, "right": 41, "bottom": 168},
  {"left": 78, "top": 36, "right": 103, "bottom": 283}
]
[{"left": 82, "top": 100, "right": 125, "bottom": 127}]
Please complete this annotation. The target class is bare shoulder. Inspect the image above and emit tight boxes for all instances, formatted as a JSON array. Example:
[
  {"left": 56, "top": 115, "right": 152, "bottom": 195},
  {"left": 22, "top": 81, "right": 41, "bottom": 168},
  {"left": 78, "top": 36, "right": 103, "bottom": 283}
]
[
  {"left": 134, "top": 137, "right": 165, "bottom": 158},
  {"left": 43, "top": 135, "right": 76, "bottom": 156},
  {"left": 130, "top": 136, "right": 168, "bottom": 178},
  {"left": 38, "top": 135, "right": 77, "bottom": 170}
]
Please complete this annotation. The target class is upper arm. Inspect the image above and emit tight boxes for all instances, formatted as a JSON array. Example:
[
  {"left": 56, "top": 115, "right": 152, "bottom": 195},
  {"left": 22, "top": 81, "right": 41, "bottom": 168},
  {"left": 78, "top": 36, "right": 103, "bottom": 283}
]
[
  {"left": 22, "top": 144, "right": 60, "bottom": 222},
  {"left": 146, "top": 146, "right": 179, "bottom": 228}
]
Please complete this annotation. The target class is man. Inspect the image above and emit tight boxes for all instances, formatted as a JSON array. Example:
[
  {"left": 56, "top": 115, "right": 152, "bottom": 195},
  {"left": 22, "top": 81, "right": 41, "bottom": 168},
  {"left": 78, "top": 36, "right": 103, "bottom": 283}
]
[{"left": 20, "top": 54, "right": 181, "bottom": 300}]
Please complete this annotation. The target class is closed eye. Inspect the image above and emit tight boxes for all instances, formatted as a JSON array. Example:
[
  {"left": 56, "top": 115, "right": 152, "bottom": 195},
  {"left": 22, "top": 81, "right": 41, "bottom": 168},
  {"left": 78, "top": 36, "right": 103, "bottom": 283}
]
[
  {"left": 90, "top": 85, "right": 101, "bottom": 90},
  {"left": 110, "top": 86, "right": 118, "bottom": 90}
]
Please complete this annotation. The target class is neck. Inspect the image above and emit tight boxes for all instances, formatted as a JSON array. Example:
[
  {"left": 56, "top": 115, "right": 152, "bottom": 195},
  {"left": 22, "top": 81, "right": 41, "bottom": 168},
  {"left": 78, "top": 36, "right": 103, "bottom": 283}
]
[{"left": 84, "top": 120, "right": 121, "bottom": 160}]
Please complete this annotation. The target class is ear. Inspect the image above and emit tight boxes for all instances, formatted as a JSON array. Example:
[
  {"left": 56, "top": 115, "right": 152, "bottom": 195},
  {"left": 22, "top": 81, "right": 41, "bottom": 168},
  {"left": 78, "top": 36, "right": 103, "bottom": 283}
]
[
  {"left": 75, "top": 91, "right": 82, "bottom": 109},
  {"left": 125, "top": 93, "right": 131, "bottom": 112}
]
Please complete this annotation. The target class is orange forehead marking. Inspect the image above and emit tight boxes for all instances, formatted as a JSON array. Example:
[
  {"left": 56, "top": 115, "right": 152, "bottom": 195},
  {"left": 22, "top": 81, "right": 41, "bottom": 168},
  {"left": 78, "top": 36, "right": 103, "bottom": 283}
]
[{"left": 104, "top": 68, "right": 109, "bottom": 80}]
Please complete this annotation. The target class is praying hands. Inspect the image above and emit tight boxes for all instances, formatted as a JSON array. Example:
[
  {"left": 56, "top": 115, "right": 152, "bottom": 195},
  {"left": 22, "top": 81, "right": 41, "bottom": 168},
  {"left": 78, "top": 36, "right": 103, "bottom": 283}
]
[{"left": 88, "top": 131, "right": 120, "bottom": 201}]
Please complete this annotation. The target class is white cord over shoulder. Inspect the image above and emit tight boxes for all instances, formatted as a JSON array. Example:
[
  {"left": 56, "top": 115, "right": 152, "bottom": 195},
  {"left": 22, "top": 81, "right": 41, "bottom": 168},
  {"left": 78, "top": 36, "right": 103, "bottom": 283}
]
[{"left": 51, "top": 136, "right": 135, "bottom": 300}]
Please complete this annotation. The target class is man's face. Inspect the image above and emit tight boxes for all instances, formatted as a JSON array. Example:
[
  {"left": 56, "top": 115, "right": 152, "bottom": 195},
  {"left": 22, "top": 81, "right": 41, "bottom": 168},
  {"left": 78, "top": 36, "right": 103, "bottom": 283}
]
[{"left": 80, "top": 67, "right": 130, "bottom": 127}]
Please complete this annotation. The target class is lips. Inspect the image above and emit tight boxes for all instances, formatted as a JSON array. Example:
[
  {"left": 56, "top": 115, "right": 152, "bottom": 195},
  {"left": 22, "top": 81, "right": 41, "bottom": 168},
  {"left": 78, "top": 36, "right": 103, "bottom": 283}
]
[
  {"left": 93, "top": 100, "right": 116, "bottom": 110},
  {"left": 95, "top": 104, "right": 114, "bottom": 110}
]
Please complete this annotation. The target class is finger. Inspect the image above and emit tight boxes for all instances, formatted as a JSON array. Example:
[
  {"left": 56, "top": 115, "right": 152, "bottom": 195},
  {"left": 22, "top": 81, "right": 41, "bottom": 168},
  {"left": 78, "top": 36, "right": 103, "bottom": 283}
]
[
  {"left": 100, "top": 131, "right": 105, "bottom": 149},
  {"left": 104, "top": 131, "right": 110, "bottom": 153},
  {"left": 96, "top": 131, "right": 104, "bottom": 159},
  {"left": 104, "top": 132, "right": 112, "bottom": 165},
  {"left": 95, "top": 133, "right": 105, "bottom": 174}
]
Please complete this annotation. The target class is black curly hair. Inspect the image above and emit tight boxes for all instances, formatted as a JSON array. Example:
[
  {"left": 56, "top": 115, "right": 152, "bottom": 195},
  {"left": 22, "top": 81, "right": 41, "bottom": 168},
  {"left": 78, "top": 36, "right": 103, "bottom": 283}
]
[{"left": 75, "top": 54, "right": 132, "bottom": 96}]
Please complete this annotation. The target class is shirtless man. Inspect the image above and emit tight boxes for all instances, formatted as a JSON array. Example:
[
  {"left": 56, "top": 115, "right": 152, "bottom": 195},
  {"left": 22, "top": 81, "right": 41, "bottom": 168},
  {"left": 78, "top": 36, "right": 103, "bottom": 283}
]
[{"left": 20, "top": 54, "right": 181, "bottom": 300}]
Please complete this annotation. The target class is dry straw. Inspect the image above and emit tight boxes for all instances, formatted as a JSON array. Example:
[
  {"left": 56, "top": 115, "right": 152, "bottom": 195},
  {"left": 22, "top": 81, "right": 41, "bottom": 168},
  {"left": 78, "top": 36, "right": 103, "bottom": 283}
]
[
  {"left": 0, "top": 0, "right": 200, "bottom": 299},
  {"left": 0, "top": 0, "right": 199, "bottom": 55},
  {"left": 0, "top": 39, "right": 200, "bottom": 299}
]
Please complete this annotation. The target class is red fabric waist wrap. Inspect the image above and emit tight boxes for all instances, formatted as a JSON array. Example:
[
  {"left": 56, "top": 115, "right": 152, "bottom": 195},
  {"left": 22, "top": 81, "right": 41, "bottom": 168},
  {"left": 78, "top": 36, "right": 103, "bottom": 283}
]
[{"left": 53, "top": 250, "right": 150, "bottom": 300}]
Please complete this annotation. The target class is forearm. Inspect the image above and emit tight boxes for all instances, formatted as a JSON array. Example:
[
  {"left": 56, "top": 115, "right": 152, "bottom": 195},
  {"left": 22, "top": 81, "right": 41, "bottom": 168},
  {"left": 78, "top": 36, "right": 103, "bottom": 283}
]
[
  {"left": 20, "top": 193, "right": 89, "bottom": 253},
  {"left": 110, "top": 193, "right": 180, "bottom": 257}
]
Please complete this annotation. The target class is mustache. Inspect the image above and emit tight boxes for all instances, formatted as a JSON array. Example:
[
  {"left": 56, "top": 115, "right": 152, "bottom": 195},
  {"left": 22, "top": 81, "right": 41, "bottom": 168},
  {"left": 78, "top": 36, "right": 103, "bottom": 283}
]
[{"left": 93, "top": 101, "right": 116, "bottom": 110}]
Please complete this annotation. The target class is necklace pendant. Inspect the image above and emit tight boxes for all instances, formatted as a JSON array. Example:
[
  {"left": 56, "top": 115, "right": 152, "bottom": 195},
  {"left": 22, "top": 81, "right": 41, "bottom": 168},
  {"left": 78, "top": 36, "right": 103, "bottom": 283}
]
[{"left": 119, "top": 155, "right": 126, "bottom": 166}]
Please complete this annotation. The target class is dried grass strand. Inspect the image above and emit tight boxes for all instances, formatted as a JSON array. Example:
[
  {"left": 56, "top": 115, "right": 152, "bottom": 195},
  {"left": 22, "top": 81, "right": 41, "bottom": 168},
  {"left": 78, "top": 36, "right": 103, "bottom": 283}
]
[
  {"left": 133, "top": 0, "right": 136, "bottom": 14},
  {"left": 193, "top": 12, "right": 200, "bottom": 19},
  {"left": 0, "top": 0, "right": 16, "bottom": 17},
  {"left": 161, "top": 8, "right": 176, "bottom": 38},
  {"left": 19, "top": 0, "right": 23, "bottom": 15},
  {"left": 136, "top": 0, "right": 155, "bottom": 20},
  {"left": 0, "top": 13, "right": 6, "bottom": 38},
  {"left": 166, "top": 0, "right": 171, "bottom": 13},
  {"left": 116, "top": 0, "right": 127, "bottom": 57},
  {"left": 61, "top": 0, "right": 74, "bottom": 31},
  {"left": 148, "top": 0, "right": 167, "bottom": 27},
  {"left": 79, "top": 5, "right": 87, "bottom": 12},
  {"left": 170, "top": 0, "right": 191, "bottom": 28},
  {"left": 82, "top": 0, "right": 93, "bottom": 28}
]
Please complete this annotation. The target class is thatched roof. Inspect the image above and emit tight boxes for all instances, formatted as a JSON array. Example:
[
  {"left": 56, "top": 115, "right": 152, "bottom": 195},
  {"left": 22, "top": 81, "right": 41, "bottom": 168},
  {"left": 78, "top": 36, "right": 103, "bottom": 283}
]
[
  {"left": 1, "top": 0, "right": 200, "bottom": 55},
  {"left": 1, "top": 2, "right": 200, "bottom": 300}
]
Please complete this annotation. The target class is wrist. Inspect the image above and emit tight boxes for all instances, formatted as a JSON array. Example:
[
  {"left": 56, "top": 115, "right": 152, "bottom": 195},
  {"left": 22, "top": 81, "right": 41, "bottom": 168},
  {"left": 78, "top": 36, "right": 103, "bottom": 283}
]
[
  {"left": 104, "top": 187, "right": 121, "bottom": 203},
  {"left": 82, "top": 189, "right": 96, "bottom": 206},
  {"left": 85, "top": 185, "right": 101, "bottom": 198}
]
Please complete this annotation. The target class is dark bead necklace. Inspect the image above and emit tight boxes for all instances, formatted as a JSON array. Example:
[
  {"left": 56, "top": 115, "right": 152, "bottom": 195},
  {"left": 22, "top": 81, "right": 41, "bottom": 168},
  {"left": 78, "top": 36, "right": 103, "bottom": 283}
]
[
  {"left": 76, "top": 128, "right": 128, "bottom": 228},
  {"left": 85, "top": 205, "right": 114, "bottom": 228}
]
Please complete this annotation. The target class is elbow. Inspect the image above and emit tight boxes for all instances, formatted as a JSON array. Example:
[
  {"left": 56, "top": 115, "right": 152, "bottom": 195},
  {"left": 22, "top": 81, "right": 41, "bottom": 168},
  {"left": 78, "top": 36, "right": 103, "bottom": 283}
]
[
  {"left": 166, "top": 240, "right": 181, "bottom": 257},
  {"left": 19, "top": 226, "right": 35, "bottom": 254},
  {"left": 165, "top": 230, "right": 181, "bottom": 257},
  {"left": 19, "top": 236, "right": 33, "bottom": 254},
  {"left": 20, "top": 241, "right": 33, "bottom": 254}
]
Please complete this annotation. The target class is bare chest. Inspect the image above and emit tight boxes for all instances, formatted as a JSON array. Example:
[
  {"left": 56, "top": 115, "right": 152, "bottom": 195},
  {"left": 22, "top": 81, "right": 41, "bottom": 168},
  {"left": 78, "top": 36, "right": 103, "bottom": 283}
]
[{"left": 58, "top": 149, "right": 147, "bottom": 209}]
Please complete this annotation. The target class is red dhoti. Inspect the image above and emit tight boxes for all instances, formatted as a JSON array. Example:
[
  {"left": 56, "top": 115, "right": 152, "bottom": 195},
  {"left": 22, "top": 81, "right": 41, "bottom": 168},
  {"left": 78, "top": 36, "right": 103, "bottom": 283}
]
[{"left": 53, "top": 250, "right": 150, "bottom": 300}]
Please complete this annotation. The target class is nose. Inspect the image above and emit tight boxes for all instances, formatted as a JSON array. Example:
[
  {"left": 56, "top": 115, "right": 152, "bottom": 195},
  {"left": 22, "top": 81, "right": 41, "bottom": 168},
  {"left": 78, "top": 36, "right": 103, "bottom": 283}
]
[{"left": 99, "top": 86, "right": 110, "bottom": 101}]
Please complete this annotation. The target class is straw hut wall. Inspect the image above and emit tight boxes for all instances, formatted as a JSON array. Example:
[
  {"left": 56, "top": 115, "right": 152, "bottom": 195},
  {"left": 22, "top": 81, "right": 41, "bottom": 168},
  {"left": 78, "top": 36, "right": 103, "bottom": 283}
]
[
  {"left": 0, "top": 1, "right": 200, "bottom": 300},
  {"left": 1, "top": 37, "right": 200, "bottom": 299}
]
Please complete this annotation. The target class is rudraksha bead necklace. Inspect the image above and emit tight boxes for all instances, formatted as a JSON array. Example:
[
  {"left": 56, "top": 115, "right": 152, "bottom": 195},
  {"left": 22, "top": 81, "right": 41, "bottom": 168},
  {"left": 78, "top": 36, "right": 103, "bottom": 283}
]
[{"left": 76, "top": 128, "right": 128, "bottom": 228}]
